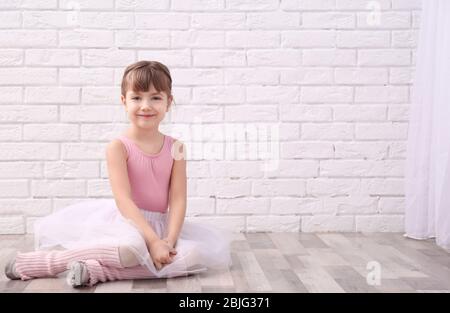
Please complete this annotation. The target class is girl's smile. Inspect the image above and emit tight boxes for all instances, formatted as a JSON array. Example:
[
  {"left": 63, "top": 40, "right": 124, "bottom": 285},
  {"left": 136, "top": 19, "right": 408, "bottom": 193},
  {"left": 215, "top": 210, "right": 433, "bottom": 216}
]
[{"left": 137, "top": 114, "right": 157, "bottom": 118}]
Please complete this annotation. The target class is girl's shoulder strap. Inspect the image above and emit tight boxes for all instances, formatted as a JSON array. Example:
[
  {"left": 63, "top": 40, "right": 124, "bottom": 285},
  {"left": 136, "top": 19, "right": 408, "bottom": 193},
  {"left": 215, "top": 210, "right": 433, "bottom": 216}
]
[
  {"left": 165, "top": 135, "right": 175, "bottom": 158},
  {"left": 166, "top": 134, "right": 175, "bottom": 146},
  {"left": 116, "top": 135, "right": 132, "bottom": 160}
]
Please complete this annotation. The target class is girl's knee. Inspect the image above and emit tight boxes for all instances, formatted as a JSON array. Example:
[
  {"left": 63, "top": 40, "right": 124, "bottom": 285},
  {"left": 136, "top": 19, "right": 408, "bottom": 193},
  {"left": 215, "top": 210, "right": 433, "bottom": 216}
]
[{"left": 118, "top": 245, "right": 140, "bottom": 268}]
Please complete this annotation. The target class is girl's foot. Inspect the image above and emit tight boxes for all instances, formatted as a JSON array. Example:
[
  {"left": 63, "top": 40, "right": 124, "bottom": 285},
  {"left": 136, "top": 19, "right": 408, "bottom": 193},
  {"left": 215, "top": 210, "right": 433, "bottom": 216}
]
[
  {"left": 66, "top": 261, "right": 90, "bottom": 288},
  {"left": 4, "top": 257, "right": 20, "bottom": 280}
]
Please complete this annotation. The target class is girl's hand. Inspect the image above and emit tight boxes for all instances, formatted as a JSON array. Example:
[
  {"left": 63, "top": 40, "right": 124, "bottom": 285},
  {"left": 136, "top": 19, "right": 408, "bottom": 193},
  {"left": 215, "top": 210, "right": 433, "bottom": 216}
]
[{"left": 148, "top": 239, "right": 177, "bottom": 270}]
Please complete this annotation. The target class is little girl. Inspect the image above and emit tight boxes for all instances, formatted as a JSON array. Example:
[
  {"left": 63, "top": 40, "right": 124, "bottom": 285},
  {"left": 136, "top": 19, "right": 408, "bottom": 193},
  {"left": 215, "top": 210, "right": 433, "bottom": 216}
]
[{"left": 4, "top": 60, "right": 232, "bottom": 288}]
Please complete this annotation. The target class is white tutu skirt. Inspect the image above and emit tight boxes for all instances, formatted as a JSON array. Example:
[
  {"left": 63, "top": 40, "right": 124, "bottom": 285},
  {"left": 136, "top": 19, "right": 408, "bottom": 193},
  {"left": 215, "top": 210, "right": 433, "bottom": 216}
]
[{"left": 33, "top": 199, "right": 233, "bottom": 278}]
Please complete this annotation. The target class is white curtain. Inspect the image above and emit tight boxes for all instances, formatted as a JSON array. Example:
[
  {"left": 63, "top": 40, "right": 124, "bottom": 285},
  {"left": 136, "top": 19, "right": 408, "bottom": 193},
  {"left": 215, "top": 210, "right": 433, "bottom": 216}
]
[{"left": 405, "top": 0, "right": 450, "bottom": 251}]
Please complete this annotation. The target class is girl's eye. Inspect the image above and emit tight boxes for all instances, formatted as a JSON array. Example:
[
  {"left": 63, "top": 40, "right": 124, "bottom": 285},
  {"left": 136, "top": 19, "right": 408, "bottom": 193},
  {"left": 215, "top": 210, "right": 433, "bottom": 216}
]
[{"left": 153, "top": 97, "right": 161, "bottom": 100}]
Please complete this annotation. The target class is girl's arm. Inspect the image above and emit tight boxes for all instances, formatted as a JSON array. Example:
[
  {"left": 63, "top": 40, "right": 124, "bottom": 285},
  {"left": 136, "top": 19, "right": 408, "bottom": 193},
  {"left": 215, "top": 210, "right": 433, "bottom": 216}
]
[
  {"left": 106, "top": 139, "right": 160, "bottom": 246},
  {"left": 164, "top": 140, "right": 187, "bottom": 247}
]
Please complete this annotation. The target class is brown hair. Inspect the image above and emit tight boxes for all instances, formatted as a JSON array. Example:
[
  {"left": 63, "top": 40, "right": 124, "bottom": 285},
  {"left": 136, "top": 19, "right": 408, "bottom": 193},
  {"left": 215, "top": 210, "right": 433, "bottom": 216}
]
[{"left": 121, "top": 60, "right": 174, "bottom": 104}]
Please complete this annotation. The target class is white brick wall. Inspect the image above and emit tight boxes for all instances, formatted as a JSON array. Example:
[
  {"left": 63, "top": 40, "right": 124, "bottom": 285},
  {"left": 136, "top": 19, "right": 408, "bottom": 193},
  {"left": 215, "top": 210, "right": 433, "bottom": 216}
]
[{"left": 0, "top": 0, "right": 421, "bottom": 234}]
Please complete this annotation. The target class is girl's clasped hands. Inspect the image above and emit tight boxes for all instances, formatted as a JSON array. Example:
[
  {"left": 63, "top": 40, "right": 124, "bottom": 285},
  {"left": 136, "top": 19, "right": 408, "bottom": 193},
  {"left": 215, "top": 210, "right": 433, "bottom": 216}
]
[{"left": 148, "top": 238, "right": 177, "bottom": 270}]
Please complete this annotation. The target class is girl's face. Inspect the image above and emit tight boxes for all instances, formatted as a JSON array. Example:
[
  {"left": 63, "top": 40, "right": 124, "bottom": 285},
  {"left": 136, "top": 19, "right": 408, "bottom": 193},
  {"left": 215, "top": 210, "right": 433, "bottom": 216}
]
[{"left": 121, "top": 85, "right": 172, "bottom": 129}]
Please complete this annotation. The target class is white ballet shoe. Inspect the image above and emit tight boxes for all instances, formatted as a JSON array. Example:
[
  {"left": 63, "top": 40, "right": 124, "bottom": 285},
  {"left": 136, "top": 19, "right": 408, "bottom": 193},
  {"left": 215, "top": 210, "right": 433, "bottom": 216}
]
[
  {"left": 4, "top": 257, "right": 20, "bottom": 280},
  {"left": 66, "top": 261, "right": 90, "bottom": 288}
]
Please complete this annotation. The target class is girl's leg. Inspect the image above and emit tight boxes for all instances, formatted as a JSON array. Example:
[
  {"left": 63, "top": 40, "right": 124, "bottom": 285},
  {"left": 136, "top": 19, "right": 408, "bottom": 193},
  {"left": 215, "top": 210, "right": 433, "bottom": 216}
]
[
  {"left": 14, "top": 245, "right": 123, "bottom": 280},
  {"left": 118, "top": 245, "right": 140, "bottom": 267},
  {"left": 83, "top": 260, "right": 157, "bottom": 286},
  {"left": 83, "top": 246, "right": 206, "bottom": 287}
]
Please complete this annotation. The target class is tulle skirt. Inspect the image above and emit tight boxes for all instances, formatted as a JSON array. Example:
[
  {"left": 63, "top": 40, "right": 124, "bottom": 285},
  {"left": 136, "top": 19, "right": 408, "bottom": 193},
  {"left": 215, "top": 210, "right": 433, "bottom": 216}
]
[{"left": 33, "top": 199, "right": 233, "bottom": 278}]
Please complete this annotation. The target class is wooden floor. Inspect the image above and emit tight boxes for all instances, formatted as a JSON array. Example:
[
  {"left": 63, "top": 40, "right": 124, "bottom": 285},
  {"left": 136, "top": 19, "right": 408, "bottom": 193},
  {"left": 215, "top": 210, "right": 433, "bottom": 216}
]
[{"left": 1, "top": 232, "right": 449, "bottom": 293}]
